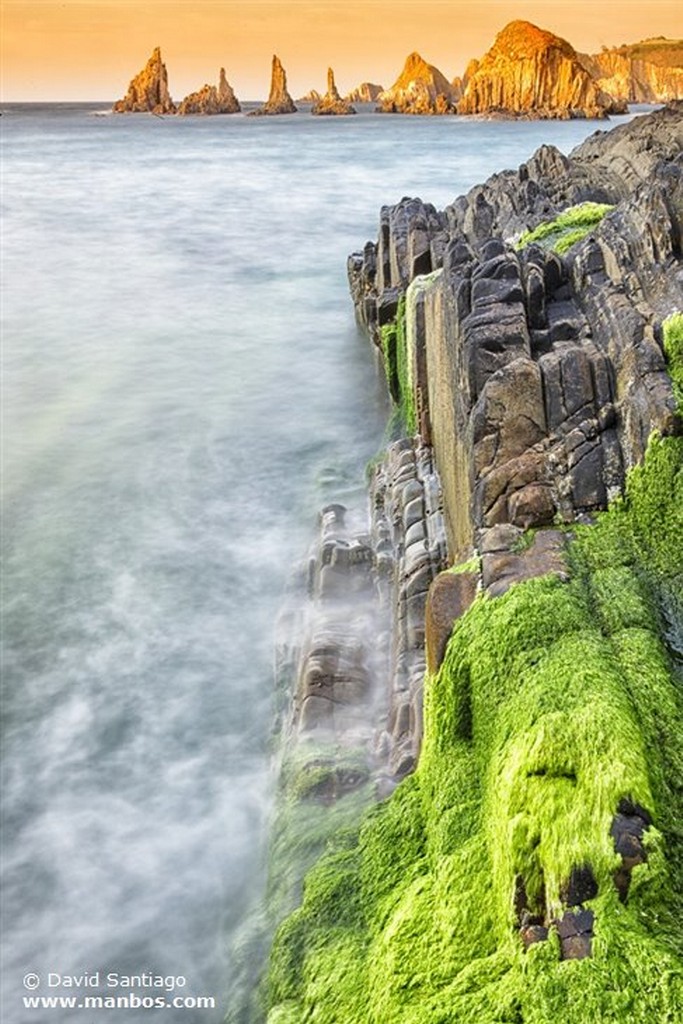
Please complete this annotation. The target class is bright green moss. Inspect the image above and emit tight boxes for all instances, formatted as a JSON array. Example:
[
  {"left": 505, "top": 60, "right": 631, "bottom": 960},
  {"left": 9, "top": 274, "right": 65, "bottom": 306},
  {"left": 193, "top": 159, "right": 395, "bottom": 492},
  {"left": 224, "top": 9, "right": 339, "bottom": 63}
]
[
  {"left": 516, "top": 202, "right": 614, "bottom": 255},
  {"left": 379, "top": 298, "right": 417, "bottom": 435},
  {"left": 663, "top": 311, "right": 683, "bottom": 410},
  {"left": 266, "top": 433, "right": 683, "bottom": 1023}
]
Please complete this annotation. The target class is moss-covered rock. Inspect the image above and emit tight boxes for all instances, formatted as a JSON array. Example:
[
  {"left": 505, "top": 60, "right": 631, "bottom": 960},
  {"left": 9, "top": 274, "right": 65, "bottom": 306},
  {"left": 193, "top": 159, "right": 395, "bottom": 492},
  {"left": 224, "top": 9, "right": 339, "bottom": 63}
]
[
  {"left": 516, "top": 201, "right": 614, "bottom": 254},
  {"left": 266, "top": 432, "right": 683, "bottom": 1022}
]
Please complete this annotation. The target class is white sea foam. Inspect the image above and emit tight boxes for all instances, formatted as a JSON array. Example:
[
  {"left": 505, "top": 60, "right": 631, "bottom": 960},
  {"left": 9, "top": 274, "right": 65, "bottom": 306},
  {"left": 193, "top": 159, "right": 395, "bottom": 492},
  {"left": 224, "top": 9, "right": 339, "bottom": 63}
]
[{"left": 0, "top": 103, "right": 641, "bottom": 1022}]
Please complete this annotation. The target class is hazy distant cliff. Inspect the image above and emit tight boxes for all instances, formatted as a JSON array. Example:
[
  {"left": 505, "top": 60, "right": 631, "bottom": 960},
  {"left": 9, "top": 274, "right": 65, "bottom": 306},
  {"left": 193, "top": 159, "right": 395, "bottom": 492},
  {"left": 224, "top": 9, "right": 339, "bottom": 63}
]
[
  {"left": 458, "top": 20, "right": 625, "bottom": 118},
  {"left": 113, "top": 47, "right": 176, "bottom": 114},
  {"left": 579, "top": 37, "right": 683, "bottom": 103}
]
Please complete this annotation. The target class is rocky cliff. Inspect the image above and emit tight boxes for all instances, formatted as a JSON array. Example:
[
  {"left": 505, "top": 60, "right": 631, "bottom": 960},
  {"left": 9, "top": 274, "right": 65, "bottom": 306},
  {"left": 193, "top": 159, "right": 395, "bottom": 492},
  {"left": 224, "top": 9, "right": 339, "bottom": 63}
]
[
  {"left": 113, "top": 46, "right": 176, "bottom": 114},
  {"left": 345, "top": 82, "right": 384, "bottom": 103},
  {"left": 311, "top": 69, "right": 356, "bottom": 115},
  {"left": 265, "top": 103, "right": 683, "bottom": 1023},
  {"left": 376, "top": 52, "right": 455, "bottom": 114},
  {"left": 177, "top": 68, "right": 240, "bottom": 115},
  {"left": 579, "top": 38, "right": 683, "bottom": 104},
  {"left": 458, "top": 20, "right": 625, "bottom": 119},
  {"left": 250, "top": 55, "right": 297, "bottom": 115}
]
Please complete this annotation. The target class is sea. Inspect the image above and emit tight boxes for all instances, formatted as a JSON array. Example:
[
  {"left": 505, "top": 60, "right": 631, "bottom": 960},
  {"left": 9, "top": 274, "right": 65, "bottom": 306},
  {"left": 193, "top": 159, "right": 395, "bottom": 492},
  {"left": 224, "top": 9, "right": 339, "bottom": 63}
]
[{"left": 0, "top": 101, "right": 648, "bottom": 1022}]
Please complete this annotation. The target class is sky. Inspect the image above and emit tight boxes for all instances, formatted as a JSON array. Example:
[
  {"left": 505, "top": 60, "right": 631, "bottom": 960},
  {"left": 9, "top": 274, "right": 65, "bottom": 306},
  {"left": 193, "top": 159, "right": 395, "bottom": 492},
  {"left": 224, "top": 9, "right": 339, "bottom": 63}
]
[{"left": 2, "top": 0, "right": 682, "bottom": 102}]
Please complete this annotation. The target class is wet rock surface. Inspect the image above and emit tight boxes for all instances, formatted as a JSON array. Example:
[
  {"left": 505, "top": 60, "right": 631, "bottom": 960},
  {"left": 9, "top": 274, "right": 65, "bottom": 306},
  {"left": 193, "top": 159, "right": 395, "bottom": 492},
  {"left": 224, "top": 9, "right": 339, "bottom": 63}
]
[
  {"left": 275, "top": 446, "right": 447, "bottom": 798},
  {"left": 349, "top": 104, "right": 683, "bottom": 584}
]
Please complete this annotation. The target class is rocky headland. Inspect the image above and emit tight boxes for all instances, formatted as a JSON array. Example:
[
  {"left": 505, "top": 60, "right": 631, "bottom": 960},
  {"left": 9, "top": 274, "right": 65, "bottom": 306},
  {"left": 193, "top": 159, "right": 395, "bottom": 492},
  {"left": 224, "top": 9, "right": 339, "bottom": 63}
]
[
  {"left": 457, "top": 20, "right": 626, "bottom": 119},
  {"left": 112, "top": 46, "right": 176, "bottom": 114},
  {"left": 262, "top": 103, "right": 683, "bottom": 1023},
  {"left": 376, "top": 51, "right": 456, "bottom": 114},
  {"left": 311, "top": 69, "right": 356, "bottom": 115},
  {"left": 177, "top": 68, "right": 240, "bottom": 115},
  {"left": 345, "top": 82, "right": 384, "bottom": 103},
  {"left": 250, "top": 55, "right": 297, "bottom": 116},
  {"left": 579, "top": 37, "right": 683, "bottom": 105}
]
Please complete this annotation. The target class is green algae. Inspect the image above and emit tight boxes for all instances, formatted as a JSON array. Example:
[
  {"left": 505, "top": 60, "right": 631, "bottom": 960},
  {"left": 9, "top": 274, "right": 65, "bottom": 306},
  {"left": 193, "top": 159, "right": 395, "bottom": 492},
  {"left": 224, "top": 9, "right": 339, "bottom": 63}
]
[
  {"left": 516, "top": 202, "right": 614, "bottom": 255},
  {"left": 663, "top": 311, "right": 683, "bottom": 410},
  {"left": 380, "top": 297, "right": 417, "bottom": 434},
  {"left": 265, "top": 430, "right": 683, "bottom": 1023}
]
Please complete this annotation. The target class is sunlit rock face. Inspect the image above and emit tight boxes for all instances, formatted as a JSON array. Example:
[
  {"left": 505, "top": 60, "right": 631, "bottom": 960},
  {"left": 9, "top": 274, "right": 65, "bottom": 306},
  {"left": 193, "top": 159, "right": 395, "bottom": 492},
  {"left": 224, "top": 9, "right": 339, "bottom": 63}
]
[
  {"left": 177, "top": 69, "right": 241, "bottom": 115},
  {"left": 457, "top": 20, "right": 625, "bottom": 119},
  {"left": 113, "top": 47, "right": 176, "bottom": 114},
  {"left": 250, "top": 55, "right": 297, "bottom": 115},
  {"left": 311, "top": 70, "right": 357, "bottom": 115},
  {"left": 579, "top": 38, "right": 683, "bottom": 104},
  {"left": 376, "top": 52, "right": 456, "bottom": 114},
  {"left": 345, "top": 82, "right": 384, "bottom": 103}
]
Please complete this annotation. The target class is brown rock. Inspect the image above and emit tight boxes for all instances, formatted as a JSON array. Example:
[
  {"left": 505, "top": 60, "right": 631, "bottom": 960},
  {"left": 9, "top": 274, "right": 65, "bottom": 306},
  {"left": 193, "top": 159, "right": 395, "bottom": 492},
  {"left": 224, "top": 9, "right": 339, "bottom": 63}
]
[
  {"left": 312, "top": 69, "right": 357, "bottom": 116},
  {"left": 113, "top": 46, "right": 176, "bottom": 114},
  {"left": 425, "top": 570, "right": 479, "bottom": 673},
  {"left": 377, "top": 52, "right": 456, "bottom": 114},
  {"left": 458, "top": 21, "right": 624, "bottom": 119},
  {"left": 579, "top": 38, "right": 683, "bottom": 104},
  {"left": 250, "top": 55, "right": 297, "bottom": 115},
  {"left": 177, "top": 68, "right": 240, "bottom": 115},
  {"left": 345, "top": 82, "right": 384, "bottom": 103}
]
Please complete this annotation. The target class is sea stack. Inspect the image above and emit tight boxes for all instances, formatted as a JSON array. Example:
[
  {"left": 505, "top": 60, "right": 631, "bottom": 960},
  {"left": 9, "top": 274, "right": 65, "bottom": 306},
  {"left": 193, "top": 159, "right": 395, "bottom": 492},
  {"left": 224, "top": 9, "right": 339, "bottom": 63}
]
[
  {"left": 345, "top": 82, "right": 384, "bottom": 103},
  {"left": 457, "top": 20, "right": 624, "bottom": 119},
  {"left": 113, "top": 46, "right": 176, "bottom": 114},
  {"left": 311, "top": 69, "right": 357, "bottom": 115},
  {"left": 251, "top": 55, "right": 297, "bottom": 115},
  {"left": 177, "top": 68, "right": 241, "bottom": 115},
  {"left": 377, "top": 52, "right": 455, "bottom": 114}
]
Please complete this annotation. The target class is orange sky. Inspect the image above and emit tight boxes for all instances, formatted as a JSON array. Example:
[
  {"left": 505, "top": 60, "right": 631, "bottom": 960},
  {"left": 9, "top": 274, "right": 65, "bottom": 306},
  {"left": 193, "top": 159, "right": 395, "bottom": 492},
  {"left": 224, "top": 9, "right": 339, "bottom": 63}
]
[{"left": 2, "top": 1, "right": 682, "bottom": 102}]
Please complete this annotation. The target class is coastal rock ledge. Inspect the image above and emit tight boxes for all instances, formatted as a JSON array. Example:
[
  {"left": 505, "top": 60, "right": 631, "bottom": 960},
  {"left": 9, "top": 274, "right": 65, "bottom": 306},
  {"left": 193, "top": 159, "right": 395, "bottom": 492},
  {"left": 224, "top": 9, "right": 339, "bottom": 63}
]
[
  {"left": 113, "top": 46, "right": 176, "bottom": 114},
  {"left": 261, "top": 103, "right": 683, "bottom": 1024}
]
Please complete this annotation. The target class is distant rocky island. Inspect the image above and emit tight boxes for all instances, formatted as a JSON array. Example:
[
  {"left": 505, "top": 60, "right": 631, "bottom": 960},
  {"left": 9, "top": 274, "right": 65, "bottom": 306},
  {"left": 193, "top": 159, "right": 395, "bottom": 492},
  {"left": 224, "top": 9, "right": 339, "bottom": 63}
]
[{"left": 112, "top": 22, "right": 683, "bottom": 120}]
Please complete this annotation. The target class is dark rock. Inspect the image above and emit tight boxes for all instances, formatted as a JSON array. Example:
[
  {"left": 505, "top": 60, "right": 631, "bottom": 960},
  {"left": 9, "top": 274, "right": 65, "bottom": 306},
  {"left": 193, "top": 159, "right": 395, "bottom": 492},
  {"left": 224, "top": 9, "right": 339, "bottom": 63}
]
[{"left": 560, "top": 865, "right": 599, "bottom": 906}]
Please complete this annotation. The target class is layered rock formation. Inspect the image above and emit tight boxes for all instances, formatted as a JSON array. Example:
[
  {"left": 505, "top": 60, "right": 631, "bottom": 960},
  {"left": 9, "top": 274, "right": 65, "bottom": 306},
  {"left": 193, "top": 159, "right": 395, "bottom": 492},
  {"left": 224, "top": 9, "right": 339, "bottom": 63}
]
[
  {"left": 377, "top": 51, "right": 456, "bottom": 114},
  {"left": 297, "top": 89, "right": 321, "bottom": 103},
  {"left": 311, "top": 69, "right": 356, "bottom": 115},
  {"left": 350, "top": 103, "right": 682, "bottom": 557},
  {"left": 345, "top": 82, "right": 384, "bottom": 103},
  {"left": 458, "top": 20, "right": 625, "bottom": 119},
  {"left": 579, "top": 38, "right": 683, "bottom": 104},
  {"left": 264, "top": 104, "right": 683, "bottom": 1022},
  {"left": 250, "top": 55, "right": 297, "bottom": 115},
  {"left": 112, "top": 46, "right": 176, "bottom": 114},
  {"left": 177, "top": 68, "right": 240, "bottom": 115}
]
